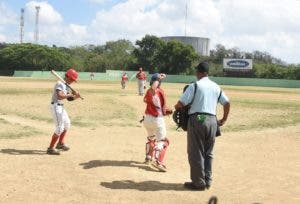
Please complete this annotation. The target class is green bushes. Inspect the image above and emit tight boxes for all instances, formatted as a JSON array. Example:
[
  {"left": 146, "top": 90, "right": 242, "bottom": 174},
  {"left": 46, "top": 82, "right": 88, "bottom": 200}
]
[{"left": 0, "top": 36, "right": 299, "bottom": 80}]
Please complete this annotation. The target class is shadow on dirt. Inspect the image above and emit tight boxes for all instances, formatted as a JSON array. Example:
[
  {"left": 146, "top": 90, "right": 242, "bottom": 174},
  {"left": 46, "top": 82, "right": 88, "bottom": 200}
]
[
  {"left": 0, "top": 148, "right": 45, "bottom": 155},
  {"left": 100, "top": 180, "right": 185, "bottom": 191},
  {"left": 79, "top": 160, "right": 158, "bottom": 172}
]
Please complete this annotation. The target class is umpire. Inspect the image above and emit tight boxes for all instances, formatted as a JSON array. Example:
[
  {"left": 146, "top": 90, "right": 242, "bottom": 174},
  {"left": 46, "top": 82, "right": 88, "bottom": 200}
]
[{"left": 174, "top": 62, "right": 230, "bottom": 191}]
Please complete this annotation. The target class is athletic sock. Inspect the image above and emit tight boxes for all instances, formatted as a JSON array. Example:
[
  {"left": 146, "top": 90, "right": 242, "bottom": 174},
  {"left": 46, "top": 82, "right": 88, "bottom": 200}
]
[
  {"left": 58, "top": 130, "right": 67, "bottom": 144},
  {"left": 49, "top": 133, "right": 59, "bottom": 148}
]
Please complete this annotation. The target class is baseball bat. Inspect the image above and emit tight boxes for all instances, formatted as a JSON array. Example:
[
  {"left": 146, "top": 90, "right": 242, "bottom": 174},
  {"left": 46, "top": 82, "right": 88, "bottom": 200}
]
[{"left": 51, "top": 70, "right": 84, "bottom": 100}]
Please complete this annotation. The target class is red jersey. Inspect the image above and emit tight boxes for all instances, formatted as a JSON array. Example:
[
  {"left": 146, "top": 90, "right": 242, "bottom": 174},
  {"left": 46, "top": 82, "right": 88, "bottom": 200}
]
[
  {"left": 121, "top": 75, "right": 128, "bottom": 81},
  {"left": 136, "top": 71, "right": 146, "bottom": 80},
  {"left": 144, "top": 88, "right": 167, "bottom": 117}
]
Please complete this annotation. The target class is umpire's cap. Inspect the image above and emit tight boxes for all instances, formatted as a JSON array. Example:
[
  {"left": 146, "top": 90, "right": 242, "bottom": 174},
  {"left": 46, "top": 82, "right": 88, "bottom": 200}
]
[{"left": 196, "top": 62, "right": 209, "bottom": 73}]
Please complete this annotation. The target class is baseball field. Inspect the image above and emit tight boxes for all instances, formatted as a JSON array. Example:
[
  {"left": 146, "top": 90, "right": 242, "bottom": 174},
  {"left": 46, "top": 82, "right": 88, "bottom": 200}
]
[{"left": 0, "top": 77, "right": 299, "bottom": 204}]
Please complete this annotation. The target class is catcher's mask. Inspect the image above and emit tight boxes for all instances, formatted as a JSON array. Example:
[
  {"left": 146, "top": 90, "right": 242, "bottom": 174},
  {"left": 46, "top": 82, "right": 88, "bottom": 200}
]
[{"left": 150, "top": 73, "right": 162, "bottom": 87}]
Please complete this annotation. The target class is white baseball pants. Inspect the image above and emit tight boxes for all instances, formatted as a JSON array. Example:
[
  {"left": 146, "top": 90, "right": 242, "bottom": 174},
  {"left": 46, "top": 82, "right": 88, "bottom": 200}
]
[{"left": 50, "top": 104, "right": 70, "bottom": 135}]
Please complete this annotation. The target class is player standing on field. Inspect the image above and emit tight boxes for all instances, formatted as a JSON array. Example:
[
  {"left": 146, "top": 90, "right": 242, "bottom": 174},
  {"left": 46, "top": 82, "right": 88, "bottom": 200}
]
[
  {"left": 121, "top": 72, "right": 128, "bottom": 89},
  {"left": 47, "top": 68, "right": 81, "bottom": 155},
  {"left": 143, "top": 73, "right": 172, "bottom": 172},
  {"left": 90, "top": 72, "right": 94, "bottom": 80},
  {"left": 136, "top": 67, "right": 147, "bottom": 96}
]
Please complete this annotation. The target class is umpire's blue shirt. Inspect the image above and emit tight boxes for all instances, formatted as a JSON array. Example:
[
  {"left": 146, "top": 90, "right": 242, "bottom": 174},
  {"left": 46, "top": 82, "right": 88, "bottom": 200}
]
[{"left": 180, "top": 77, "right": 229, "bottom": 115}]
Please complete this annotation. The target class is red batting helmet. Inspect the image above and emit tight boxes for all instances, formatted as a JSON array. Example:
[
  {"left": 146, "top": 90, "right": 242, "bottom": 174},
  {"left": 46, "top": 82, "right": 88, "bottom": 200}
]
[{"left": 66, "top": 68, "right": 78, "bottom": 81}]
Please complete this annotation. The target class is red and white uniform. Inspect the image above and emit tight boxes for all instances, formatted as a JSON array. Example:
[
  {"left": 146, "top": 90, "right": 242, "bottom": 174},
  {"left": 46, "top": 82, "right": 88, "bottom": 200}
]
[
  {"left": 47, "top": 68, "right": 78, "bottom": 153},
  {"left": 121, "top": 74, "right": 128, "bottom": 89},
  {"left": 51, "top": 81, "right": 71, "bottom": 135},
  {"left": 144, "top": 88, "right": 166, "bottom": 140},
  {"left": 136, "top": 71, "right": 146, "bottom": 80},
  {"left": 122, "top": 74, "right": 128, "bottom": 81},
  {"left": 143, "top": 84, "right": 169, "bottom": 165},
  {"left": 136, "top": 71, "right": 146, "bottom": 95}
]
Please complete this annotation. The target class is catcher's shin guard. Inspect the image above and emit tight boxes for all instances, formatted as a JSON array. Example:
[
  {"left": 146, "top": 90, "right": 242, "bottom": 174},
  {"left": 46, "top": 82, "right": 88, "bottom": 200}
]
[
  {"left": 145, "top": 136, "right": 156, "bottom": 160},
  {"left": 155, "top": 138, "right": 169, "bottom": 165}
]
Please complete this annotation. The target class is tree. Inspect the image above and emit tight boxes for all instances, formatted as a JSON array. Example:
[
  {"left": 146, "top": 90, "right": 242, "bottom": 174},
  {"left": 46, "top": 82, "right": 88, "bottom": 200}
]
[
  {"left": 133, "top": 35, "right": 164, "bottom": 72},
  {"left": 156, "top": 40, "right": 198, "bottom": 74},
  {"left": 133, "top": 35, "right": 198, "bottom": 74},
  {"left": 0, "top": 38, "right": 299, "bottom": 79},
  {"left": 0, "top": 43, "right": 71, "bottom": 72},
  {"left": 211, "top": 44, "right": 228, "bottom": 63},
  {"left": 102, "top": 39, "right": 136, "bottom": 70},
  {"left": 84, "top": 53, "right": 107, "bottom": 72},
  {"left": 68, "top": 46, "right": 90, "bottom": 71}
]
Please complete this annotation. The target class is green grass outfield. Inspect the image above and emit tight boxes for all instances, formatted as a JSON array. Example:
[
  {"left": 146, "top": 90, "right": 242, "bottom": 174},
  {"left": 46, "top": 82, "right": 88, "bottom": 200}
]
[{"left": 0, "top": 77, "right": 299, "bottom": 139}]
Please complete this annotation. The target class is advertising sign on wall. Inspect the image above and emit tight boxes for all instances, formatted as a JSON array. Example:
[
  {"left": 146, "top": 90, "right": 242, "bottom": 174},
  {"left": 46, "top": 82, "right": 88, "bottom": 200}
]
[{"left": 223, "top": 59, "right": 253, "bottom": 70}]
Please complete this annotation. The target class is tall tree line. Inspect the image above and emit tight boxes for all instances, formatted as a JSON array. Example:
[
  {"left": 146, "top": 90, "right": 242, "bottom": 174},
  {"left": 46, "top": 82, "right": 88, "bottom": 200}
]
[{"left": 0, "top": 35, "right": 299, "bottom": 79}]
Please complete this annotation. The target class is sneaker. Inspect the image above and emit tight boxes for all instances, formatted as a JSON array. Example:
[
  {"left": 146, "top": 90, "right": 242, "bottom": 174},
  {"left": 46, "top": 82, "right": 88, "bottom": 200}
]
[
  {"left": 184, "top": 182, "right": 205, "bottom": 191},
  {"left": 144, "top": 158, "right": 152, "bottom": 165},
  {"left": 47, "top": 148, "right": 60, "bottom": 155},
  {"left": 56, "top": 143, "right": 70, "bottom": 151},
  {"left": 151, "top": 162, "right": 167, "bottom": 172}
]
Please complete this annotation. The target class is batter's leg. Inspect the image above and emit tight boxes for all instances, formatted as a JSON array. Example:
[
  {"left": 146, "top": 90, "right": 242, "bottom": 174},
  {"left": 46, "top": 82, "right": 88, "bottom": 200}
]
[
  {"left": 57, "top": 109, "right": 71, "bottom": 151},
  {"left": 48, "top": 105, "right": 64, "bottom": 155}
]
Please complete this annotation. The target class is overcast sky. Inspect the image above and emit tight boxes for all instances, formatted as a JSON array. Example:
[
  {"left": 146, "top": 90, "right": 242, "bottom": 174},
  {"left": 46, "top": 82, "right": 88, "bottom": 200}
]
[{"left": 0, "top": 0, "right": 299, "bottom": 63}]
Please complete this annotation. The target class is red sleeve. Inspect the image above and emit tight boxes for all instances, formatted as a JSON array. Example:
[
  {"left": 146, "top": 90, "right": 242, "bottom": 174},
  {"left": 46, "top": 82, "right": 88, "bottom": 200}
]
[{"left": 144, "top": 89, "right": 151, "bottom": 103}]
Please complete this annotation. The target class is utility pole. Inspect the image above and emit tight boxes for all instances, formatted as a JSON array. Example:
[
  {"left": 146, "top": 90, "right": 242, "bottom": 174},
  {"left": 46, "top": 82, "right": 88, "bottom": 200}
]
[
  {"left": 184, "top": 0, "right": 188, "bottom": 36},
  {"left": 34, "top": 6, "right": 41, "bottom": 44},
  {"left": 20, "top": 8, "right": 25, "bottom": 43}
]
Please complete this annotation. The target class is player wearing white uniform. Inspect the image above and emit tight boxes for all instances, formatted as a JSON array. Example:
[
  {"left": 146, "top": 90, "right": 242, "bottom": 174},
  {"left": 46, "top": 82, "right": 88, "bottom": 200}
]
[{"left": 47, "top": 68, "right": 81, "bottom": 155}]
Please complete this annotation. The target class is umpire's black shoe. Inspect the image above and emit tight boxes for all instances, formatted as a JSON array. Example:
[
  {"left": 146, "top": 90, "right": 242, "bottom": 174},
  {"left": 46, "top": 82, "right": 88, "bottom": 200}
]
[{"left": 184, "top": 182, "right": 206, "bottom": 191}]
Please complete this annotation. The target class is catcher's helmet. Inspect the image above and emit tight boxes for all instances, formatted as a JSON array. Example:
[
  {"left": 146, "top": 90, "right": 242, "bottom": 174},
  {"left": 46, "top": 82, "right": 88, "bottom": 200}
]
[{"left": 66, "top": 68, "right": 78, "bottom": 81}]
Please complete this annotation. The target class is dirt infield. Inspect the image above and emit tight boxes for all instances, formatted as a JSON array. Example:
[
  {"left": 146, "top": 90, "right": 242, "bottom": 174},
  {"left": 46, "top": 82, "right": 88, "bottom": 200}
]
[{"left": 0, "top": 77, "right": 299, "bottom": 204}]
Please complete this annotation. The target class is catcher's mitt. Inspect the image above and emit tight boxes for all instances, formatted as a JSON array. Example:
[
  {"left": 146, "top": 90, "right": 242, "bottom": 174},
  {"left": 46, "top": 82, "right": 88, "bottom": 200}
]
[
  {"left": 172, "top": 107, "right": 189, "bottom": 131},
  {"left": 172, "top": 83, "right": 196, "bottom": 131}
]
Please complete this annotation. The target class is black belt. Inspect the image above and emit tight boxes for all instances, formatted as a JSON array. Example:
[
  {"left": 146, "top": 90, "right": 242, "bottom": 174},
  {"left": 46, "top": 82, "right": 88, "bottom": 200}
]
[
  {"left": 51, "top": 102, "right": 64, "bottom": 106},
  {"left": 192, "top": 112, "right": 216, "bottom": 116}
]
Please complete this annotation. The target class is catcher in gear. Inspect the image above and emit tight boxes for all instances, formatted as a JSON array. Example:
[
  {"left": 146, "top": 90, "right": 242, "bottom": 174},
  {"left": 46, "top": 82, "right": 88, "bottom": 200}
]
[
  {"left": 47, "top": 68, "right": 81, "bottom": 155},
  {"left": 143, "top": 73, "right": 172, "bottom": 172}
]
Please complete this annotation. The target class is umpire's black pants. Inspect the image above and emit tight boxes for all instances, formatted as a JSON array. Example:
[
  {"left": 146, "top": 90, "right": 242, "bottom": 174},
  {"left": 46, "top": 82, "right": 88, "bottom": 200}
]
[{"left": 187, "top": 114, "right": 217, "bottom": 187}]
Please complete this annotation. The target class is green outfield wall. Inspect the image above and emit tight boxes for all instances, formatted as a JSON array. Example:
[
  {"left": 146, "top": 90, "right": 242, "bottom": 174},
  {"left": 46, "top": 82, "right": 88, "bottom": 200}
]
[
  {"left": 13, "top": 70, "right": 149, "bottom": 81},
  {"left": 13, "top": 70, "right": 300, "bottom": 88}
]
